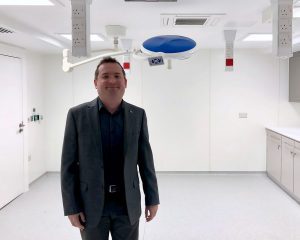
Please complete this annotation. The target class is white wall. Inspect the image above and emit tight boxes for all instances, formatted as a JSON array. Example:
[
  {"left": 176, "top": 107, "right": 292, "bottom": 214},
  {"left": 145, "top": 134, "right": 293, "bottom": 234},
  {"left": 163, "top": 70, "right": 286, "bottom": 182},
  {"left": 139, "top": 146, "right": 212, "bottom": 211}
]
[
  {"left": 210, "top": 49, "right": 279, "bottom": 171},
  {"left": 141, "top": 50, "right": 210, "bottom": 171},
  {"left": 43, "top": 49, "right": 300, "bottom": 172},
  {"left": 0, "top": 43, "right": 46, "bottom": 186},
  {"left": 25, "top": 51, "right": 46, "bottom": 182}
]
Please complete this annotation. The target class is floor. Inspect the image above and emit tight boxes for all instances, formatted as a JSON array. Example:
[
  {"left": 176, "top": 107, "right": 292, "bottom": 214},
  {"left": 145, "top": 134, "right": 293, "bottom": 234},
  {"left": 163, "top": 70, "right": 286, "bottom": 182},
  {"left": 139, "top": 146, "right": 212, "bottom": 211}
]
[{"left": 1, "top": 172, "right": 300, "bottom": 240}]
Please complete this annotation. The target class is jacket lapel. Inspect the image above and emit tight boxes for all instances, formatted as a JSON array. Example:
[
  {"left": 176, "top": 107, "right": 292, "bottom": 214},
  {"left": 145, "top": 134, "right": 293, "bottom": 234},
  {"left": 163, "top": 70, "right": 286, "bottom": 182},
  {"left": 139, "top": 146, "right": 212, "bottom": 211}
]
[
  {"left": 87, "top": 97, "right": 103, "bottom": 162},
  {"left": 123, "top": 101, "right": 136, "bottom": 159}
]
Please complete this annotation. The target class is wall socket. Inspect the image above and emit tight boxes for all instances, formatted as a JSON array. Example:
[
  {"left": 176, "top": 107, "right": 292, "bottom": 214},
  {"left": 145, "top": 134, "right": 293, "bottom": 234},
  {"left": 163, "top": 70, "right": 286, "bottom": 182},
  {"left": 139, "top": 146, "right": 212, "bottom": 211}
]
[
  {"left": 72, "top": 3, "right": 85, "bottom": 17},
  {"left": 239, "top": 112, "right": 248, "bottom": 118},
  {"left": 278, "top": 33, "right": 292, "bottom": 47},
  {"left": 278, "top": 19, "right": 292, "bottom": 32},
  {"left": 279, "top": 4, "right": 293, "bottom": 18}
]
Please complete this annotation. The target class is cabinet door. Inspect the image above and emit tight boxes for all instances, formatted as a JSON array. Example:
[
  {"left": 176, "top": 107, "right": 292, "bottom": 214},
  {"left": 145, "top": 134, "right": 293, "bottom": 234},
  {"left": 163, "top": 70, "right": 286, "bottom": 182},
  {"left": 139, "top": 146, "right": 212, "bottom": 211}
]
[
  {"left": 294, "top": 141, "right": 300, "bottom": 199},
  {"left": 266, "top": 131, "right": 282, "bottom": 182},
  {"left": 281, "top": 136, "right": 294, "bottom": 193}
]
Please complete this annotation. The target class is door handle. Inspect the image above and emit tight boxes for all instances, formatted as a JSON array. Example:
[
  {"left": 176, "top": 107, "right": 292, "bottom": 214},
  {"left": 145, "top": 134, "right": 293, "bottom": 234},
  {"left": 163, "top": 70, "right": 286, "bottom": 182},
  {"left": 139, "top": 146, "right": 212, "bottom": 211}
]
[{"left": 18, "top": 121, "right": 25, "bottom": 133}]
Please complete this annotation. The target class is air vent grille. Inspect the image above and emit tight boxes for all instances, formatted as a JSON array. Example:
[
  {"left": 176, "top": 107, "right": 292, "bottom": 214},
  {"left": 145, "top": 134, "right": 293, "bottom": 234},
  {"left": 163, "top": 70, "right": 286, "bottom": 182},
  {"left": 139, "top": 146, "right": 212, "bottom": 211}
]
[
  {"left": 0, "top": 27, "right": 14, "bottom": 34},
  {"left": 175, "top": 18, "right": 207, "bottom": 26},
  {"left": 161, "top": 13, "right": 226, "bottom": 27}
]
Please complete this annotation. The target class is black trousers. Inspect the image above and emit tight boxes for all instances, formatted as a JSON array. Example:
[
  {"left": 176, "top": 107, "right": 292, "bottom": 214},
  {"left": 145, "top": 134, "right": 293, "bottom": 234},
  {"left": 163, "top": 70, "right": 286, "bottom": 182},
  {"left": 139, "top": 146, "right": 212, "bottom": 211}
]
[{"left": 80, "top": 193, "right": 139, "bottom": 240}]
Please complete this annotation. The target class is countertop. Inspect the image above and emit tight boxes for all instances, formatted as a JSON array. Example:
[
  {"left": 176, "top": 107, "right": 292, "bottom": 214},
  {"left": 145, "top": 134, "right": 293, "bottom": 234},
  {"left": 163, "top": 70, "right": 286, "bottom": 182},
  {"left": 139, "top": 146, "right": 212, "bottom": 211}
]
[{"left": 266, "top": 127, "right": 300, "bottom": 142}]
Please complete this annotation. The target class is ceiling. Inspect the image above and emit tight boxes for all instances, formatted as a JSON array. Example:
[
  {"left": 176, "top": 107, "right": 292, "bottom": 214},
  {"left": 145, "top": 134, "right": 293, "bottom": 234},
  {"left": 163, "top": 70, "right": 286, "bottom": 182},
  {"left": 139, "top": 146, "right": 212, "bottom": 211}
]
[{"left": 0, "top": 0, "right": 300, "bottom": 55}]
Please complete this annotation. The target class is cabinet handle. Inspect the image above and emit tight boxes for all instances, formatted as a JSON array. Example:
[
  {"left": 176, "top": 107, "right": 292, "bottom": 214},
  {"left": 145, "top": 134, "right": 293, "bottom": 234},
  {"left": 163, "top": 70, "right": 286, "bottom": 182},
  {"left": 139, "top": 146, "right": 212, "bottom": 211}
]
[
  {"left": 294, "top": 152, "right": 297, "bottom": 157},
  {"left": 278, "top": 145, "right": 281, "bottom": 149}
]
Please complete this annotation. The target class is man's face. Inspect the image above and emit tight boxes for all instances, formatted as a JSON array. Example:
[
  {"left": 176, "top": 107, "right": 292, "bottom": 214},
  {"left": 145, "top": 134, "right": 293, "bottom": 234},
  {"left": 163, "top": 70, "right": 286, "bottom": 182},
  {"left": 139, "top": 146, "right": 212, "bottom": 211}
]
[{"left": 94, "top": 63, "right": 127, "bottom": 102}]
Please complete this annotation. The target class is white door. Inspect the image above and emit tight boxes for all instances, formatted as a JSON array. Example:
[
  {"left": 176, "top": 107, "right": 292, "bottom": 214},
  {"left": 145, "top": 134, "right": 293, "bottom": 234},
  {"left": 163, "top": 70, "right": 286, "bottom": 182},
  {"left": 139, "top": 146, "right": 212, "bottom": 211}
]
[{"left": 0, "top": 54, "right": 24, "bottom": 209}]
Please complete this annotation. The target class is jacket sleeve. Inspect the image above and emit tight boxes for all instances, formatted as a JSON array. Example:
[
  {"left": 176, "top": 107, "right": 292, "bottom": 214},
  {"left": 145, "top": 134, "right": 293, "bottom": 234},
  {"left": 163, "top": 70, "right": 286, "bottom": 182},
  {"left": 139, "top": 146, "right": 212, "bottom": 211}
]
[
  {"left": 138, "top": 110, "right": 160, "bottom": 206},
  {"left": 60, "top": 109, "right": 82, "bottom": 216}
]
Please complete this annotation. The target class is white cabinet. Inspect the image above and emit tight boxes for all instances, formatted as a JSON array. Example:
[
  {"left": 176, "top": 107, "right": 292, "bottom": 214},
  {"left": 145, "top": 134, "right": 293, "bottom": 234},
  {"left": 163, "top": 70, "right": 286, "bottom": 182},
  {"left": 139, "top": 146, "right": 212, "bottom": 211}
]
[
  {"left": 294, "top": 141, "right": 300, "bottom": 199},
  {"left": 266, "top": 130, "right": 282, "bottom": 182},
  {"left": 281, "top": 136, "right": 294, "bottom": 193},
  {"left": 266, "top": 128, "right": 300, "bottom": 203}
]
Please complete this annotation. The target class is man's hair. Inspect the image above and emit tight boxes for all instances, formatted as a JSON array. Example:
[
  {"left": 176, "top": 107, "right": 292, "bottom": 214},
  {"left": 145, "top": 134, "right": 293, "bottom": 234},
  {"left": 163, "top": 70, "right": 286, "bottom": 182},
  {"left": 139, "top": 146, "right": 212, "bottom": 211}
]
[{"left": 94, "top": 57, "right": 126, "bottom": 80}]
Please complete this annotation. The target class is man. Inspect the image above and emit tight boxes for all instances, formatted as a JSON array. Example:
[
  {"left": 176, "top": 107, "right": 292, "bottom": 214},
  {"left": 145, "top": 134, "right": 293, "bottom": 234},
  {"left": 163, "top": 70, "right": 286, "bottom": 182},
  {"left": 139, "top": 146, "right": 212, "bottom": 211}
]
[{"left": 61, "top": 57, "right": 159, "bottom": 240}]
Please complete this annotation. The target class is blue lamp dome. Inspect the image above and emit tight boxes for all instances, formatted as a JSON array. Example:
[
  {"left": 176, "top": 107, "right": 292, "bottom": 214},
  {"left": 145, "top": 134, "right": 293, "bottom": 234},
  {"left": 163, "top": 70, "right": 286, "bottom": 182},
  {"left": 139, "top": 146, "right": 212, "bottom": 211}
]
[{"left": 142, "top": 35, "right": 196, "bottom": 54}]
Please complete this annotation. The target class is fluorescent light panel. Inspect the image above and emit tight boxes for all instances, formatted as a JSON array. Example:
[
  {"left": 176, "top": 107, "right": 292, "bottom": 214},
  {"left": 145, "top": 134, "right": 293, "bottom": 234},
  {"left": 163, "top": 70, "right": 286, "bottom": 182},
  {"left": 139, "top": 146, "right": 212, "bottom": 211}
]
[
  {"left": 38, "top": 36, "right": 63, "bottom": 48},
  {"left": 0, "top": 0, "right": 54, "bottom": 5},
  {"left": 60, "top": 34, "right": 104, "bottom": 42},
  {"left": 243, "top": 34, "right": 272, "bottom": 42}
]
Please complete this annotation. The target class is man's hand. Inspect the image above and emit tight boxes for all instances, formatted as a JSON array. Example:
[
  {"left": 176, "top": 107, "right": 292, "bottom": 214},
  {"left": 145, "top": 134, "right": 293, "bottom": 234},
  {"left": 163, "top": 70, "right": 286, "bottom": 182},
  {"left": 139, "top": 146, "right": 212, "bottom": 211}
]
[
  {"left": 145, "top": 205, "right": 159, "bottom": 222},
  {"left": 68, "top": 212, "right": 86, "bottom": 230}
]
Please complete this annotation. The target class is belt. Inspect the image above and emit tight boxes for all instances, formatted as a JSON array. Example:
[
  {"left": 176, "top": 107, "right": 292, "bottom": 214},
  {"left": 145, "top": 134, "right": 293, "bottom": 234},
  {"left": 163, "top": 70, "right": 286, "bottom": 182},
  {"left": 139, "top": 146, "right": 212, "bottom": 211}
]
[{"left": 107, "top": 185, "right": 119, "bottom": 193}]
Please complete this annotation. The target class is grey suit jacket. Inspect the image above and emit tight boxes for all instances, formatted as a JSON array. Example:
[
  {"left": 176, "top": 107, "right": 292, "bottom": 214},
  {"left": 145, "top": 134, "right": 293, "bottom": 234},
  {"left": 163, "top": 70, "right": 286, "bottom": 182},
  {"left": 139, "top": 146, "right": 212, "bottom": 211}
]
[{"left": 61, "top": 98, "right": 159, "bottom": 228}]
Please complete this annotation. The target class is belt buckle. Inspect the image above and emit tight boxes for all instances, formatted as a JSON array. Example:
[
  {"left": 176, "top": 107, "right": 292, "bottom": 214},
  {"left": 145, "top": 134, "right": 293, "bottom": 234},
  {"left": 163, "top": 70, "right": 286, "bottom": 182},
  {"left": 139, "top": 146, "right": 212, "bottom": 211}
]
[{"left": 109, "top": 185, "right": 117, "bottom": 193}]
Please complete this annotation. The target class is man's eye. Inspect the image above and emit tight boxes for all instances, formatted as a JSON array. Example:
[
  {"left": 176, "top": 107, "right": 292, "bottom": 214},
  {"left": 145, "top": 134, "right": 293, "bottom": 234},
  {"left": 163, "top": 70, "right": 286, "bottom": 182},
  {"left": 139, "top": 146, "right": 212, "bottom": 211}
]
[
  {"left": 102, "top": 75, "right": 109, "bottom": 79},
  {"left": 115, "top": 75, "right": 120, "bottom": 79}
]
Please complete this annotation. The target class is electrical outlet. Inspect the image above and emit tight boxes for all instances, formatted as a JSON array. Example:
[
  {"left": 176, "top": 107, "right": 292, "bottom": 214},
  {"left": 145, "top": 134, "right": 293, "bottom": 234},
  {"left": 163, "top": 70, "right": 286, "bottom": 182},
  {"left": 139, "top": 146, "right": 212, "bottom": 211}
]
[
  {"left": 278, "top": 18, "right": 292, "bottom": 32},
  {"left": 239, "top": 113, "right": 248, "bottom": 118},
  {"left": 278, "top": 33, "right": 292, "bottom": 47},
  {"left": 72, "top": 21, "right": 85, "bottom": 31},
  {"left": 73, "top": 35, "right": 86, "bottom": 48},
  {"left": 279, "top": 4, "right": 293, "bottom": 18},
  {"left": 72, "top": 18, "right": 87, "bottom": 48},
  {"left": 72, "top": 3, "right": 86, "bottom": 18}
]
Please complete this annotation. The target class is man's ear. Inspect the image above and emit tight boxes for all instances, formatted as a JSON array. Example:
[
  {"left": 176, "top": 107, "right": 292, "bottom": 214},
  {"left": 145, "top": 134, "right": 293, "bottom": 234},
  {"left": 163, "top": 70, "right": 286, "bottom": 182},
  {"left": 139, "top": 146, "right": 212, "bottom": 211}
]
[
  {"left": 125, "top": 78, "right": 128, "bottom": 88},
  {"left": 94, "top": 79, "right": 97, "bottom": 89}
]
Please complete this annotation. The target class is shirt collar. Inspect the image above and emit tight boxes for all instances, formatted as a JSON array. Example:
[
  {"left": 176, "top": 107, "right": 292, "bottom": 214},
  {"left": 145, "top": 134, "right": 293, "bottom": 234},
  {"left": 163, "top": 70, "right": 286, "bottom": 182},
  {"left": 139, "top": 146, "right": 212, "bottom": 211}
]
[{"left": 97, "top": 97, "right": 124, "bottom": 113}]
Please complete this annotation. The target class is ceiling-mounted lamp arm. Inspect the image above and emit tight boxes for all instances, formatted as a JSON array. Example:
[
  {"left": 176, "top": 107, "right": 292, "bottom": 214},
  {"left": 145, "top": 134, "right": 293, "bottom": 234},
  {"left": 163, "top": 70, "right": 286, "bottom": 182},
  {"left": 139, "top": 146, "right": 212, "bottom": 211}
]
[{"left": 62, "top": 49, "right": 131, "bottom": 72}]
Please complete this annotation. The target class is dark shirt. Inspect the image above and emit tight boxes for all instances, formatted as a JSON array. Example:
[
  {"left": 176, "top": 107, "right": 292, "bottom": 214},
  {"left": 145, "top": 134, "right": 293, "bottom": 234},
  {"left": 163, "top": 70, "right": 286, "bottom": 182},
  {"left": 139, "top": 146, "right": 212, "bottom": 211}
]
[{"left": 98, "top": 98, "right": 125, "bottom": 193}]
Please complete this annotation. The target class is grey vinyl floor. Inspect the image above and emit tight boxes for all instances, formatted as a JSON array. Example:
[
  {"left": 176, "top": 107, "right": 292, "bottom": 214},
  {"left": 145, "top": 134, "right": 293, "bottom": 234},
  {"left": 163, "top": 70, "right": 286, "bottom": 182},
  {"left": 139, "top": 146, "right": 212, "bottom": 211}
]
[{"left": 1, "top": 172, "right": 300, "bottom": 240}]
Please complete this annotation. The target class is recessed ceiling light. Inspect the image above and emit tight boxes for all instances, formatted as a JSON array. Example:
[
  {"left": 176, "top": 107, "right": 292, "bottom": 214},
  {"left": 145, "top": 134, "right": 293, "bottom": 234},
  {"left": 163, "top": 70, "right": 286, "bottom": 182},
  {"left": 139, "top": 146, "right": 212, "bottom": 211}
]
[
  {"left": 242, "top": 34, "right": 272, "bottom": 42},
  {"left": 294, "top": 7, "right": 300, "bottom": 18},
  {"left": 0, "top": 0, "right": 54, "bottom": 5},
  {"left": 59, "top": 34, "right": 104, "bottom": 42}
]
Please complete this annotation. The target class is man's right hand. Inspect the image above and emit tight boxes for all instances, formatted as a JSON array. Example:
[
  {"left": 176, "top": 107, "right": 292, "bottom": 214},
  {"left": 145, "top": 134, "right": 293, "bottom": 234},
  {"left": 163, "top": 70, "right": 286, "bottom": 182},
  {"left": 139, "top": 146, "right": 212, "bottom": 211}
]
[{"left": 68, "top": 212, "right": 86, "bottom": 230}]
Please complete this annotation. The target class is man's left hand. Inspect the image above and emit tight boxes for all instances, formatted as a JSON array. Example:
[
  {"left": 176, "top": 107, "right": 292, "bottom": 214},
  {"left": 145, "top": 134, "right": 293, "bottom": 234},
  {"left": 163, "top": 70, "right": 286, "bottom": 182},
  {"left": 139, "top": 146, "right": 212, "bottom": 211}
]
[{"left": 145, "top": 204, "right": 159, "bottom": 222}]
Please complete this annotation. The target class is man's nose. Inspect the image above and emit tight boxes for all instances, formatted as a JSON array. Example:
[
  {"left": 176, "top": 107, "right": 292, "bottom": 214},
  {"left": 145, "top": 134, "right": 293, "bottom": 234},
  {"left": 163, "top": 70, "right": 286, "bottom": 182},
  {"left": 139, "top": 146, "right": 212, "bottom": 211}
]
[{"left": 107, "top": 77, "right": 116, "bottom": 83}]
